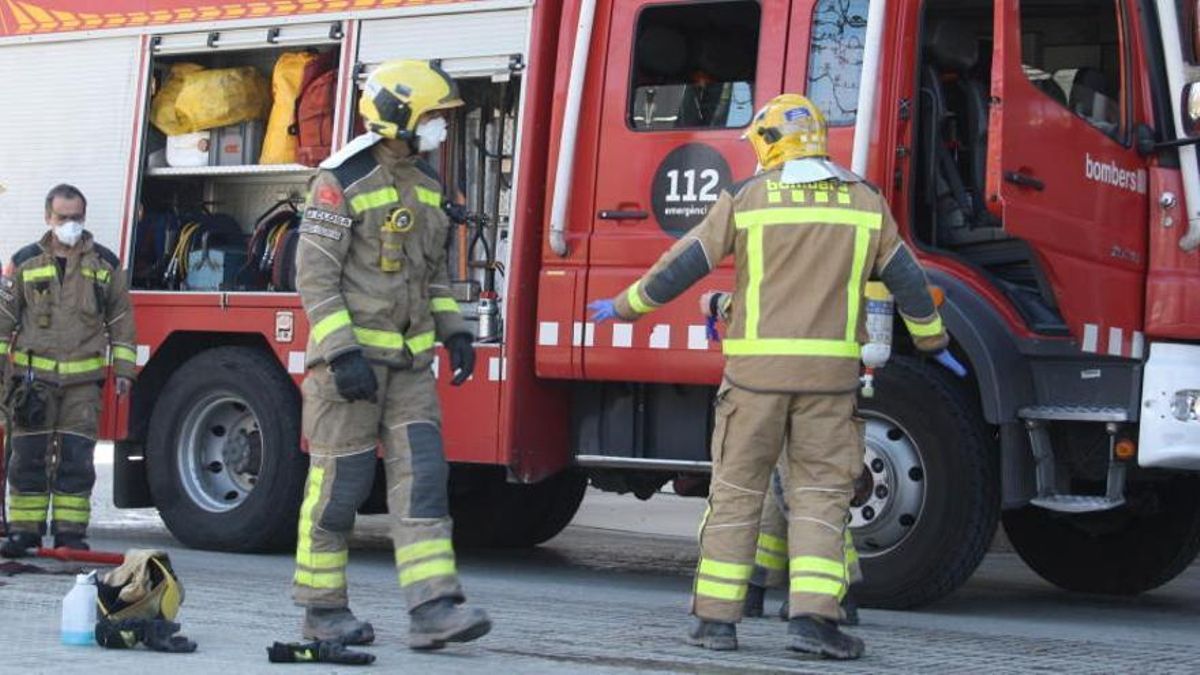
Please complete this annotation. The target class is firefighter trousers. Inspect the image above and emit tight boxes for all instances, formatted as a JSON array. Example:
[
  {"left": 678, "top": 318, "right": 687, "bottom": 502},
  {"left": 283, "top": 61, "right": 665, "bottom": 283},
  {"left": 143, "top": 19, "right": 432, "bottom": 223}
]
[
  {"left": 693, "top": 382, "right": 861, "bottom": 623},
  {"left": 293, "top": 363, "right": 463, "bottom": 610},
  {"left": 5, "top": 383, "right": 101, "bottom": 537},
  {"left": 751, "top": 456, "right": 863, "bottom": 590}
]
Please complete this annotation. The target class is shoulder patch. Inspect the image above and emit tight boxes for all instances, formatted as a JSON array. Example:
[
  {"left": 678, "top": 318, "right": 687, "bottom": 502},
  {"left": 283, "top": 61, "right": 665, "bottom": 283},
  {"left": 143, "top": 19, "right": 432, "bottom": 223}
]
[
  {"left": 92, "top": 243, "right": 120, "bottom": 269},
  {"left": 12, "top": 242, "right": 43, "bottom": 267},
  {"left": 303, "top": 207, "right": 352, "bottom": 229},
  {"left": 331, "top": 151, "right": 379, "bottom": 192}
]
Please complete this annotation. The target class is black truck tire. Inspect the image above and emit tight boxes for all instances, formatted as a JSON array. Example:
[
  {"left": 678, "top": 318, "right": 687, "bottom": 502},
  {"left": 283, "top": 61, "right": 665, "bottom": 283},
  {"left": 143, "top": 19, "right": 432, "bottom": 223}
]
[
  {"left": 1003, "top": 474, "right": 1200, "bottom": 595},
  {"left": 854, "top": 355, "right": 1000, "bottom": 609},
  {"left": 452, "top": 467, "right": 589, "bottom": 548},
  {"left": 147, "top": 346, "right": 307, "bottom": 552}
]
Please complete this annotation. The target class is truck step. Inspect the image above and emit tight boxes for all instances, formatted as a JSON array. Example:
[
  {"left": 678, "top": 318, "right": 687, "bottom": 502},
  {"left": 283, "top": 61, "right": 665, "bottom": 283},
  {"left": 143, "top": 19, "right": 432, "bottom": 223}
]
[
  {"left": 1018, "top": 405, "right": 1130, "bottom": 422},
  {"left": 1030, "top": 495, "right": 1126, "bottom": 513}
]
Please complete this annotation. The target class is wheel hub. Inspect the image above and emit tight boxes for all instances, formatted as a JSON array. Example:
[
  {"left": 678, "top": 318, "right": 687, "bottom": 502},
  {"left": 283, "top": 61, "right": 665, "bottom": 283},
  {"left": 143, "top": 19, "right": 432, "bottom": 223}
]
[
  {"left": 849, "top": 414, "right": 926, "bottom": 556},
  {"left": 178, "top": 394, "right": 263, "bottom": 513}
]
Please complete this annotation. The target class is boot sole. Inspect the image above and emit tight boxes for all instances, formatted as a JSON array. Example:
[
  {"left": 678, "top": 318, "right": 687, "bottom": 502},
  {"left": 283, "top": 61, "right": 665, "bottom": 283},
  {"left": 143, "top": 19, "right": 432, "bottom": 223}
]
[
  {"left": 685, "top": 635, "right": 738, "bottom": 651},
  {"left": 789, "top": 634, "right": 863, "bottom": 660},
  {"left": 409, "top": 616, "right": 492, "bottom": 651}
]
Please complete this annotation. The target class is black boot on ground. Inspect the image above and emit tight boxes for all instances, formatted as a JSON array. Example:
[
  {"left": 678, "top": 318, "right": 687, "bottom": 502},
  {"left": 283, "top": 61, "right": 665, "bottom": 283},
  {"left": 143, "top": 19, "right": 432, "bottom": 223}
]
[
  {"left": 302, "top": 607, "right": 375, "bottom": 645},
  {"left": 408, "top": 598, "right": 491, "bottom": 650},
  {"left": 0, "top": 532, "right": 41, "bottom": 558},
  {"left": 788, "top": 615, "right": 864, "bottom": 660},
  {"left": 686, "top": 617, "right": 737, "bottom": 651},
  {"left": 780, "top": 596, "right": 859, "bottom": 626},
  {"left": 53, "top": 533, "right": 89, "bottom": 551},
  {"left": 743, "top": 583, "right": 766, "bottom": 618}
]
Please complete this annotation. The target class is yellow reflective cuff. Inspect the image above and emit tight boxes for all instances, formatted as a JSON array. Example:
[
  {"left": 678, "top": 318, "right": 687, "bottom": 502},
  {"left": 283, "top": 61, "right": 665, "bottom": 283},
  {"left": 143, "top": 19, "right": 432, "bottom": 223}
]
[
  {"left": 349, "top": 187, "right": 399, "bottom": 214},
  {"left": 22, "top": 265, "right": 57, "bottom": 283},
  {"left": 746, "top": 224, "right": 764, "bottom": 339},
  {"left": 790, "top": 556, "right": 846, "bottom": 579},
  {"left": 112, "top": 346, "right": 137, "bottom": 364},
  {"left": 311, "top": 310, "right": 352, "bottom": 344},
  {"left": 294, "top": 569, "right": 346, "bottom": 589},
  {"left": 353, "top": 326, "right": 405, "bottom": 350},
  {"left": 8, "top": 494, "right": 50, "bottom": 508},
  {"left": 626, "top": 284, "right": 653, "bottom": 315},
  {"left": 399, "top": 558, "right": 457, "bottom": 587},
  {"left": 8, "top": 510, "right": 48, "bottom": 522},
  {"left": 755, "top": 550, "right": 788, "bottom": 572},
  {"left": 82, "top": 268, "right": 112, "bottom": 283},
  {"left": 430, "top": 298, "right": 460, "bottom": 314},
  {"left": 51, "top": 508, "right": 90, "bottom": 523},
  {"left": 414, "top": 186, "right": 442, "bottom": 207},
  {"left": 905, "top": 315, "right": 945, "bottom": 338},
  {"left": 845, "top": 225, "right": 871, "bottom": 340},
  {"left": 52, "top": 494, "right": 90, "bottom": 509},
  {"left": 297, "top": 550, "right": 349, "bottom": 569},
  {"left": 722, "top": 339, "right": 861, "bottom": 358},
  {"left": 790, "top": 575, "right": 845, "bottom": 597},
  {"left": 757, "top": 533, "right": 788, "bottom": 554},
  {"left": 695, "top": 578, "right": 747, "bottom": 602},
  {"left": 734, "top": 207, "right": 882, "bottom": 230},
  {"left": 395, "top": 539, "right": 454, "bottom": 565},
  {"left": 698, "top": 558, "right": 753, "bottom": 581},
  {"left": 406, "top": 331, "right": 436, "bottom": 355}
]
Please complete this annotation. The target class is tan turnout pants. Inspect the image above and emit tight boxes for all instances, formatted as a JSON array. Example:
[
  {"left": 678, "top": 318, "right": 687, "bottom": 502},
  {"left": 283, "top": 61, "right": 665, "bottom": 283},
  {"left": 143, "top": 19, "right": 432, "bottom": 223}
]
[
  {"left": 292, "top": 364, "right": 463, "bottom": 610},
  {"left": 693, "top": 382, "right": 862, "bottom": 623}
]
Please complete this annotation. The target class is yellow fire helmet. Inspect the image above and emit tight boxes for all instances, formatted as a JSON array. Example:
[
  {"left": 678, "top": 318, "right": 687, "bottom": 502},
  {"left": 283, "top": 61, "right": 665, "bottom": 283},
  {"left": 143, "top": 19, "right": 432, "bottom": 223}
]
[
  {"left": 744, "top": 94, "right": 828, "bottom": 170},
  {"left": 359, "top": 59, "right": 464, "bottom": 140},
  {"left": 97, "top": 550, "right": 185, "bottom": 622}
]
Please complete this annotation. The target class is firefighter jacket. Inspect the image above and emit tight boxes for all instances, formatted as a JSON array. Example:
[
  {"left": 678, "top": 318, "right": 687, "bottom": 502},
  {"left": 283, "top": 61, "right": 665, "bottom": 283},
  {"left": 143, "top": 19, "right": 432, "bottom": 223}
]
[
  {"left": 0, "top": 231, "right": 137, "bottom": 386},
  {"left": 295, "top": 139, "right": 468, "bottom": 370},
  {"left": 614, "top": 166, "right": 948, "bottom": 393}
]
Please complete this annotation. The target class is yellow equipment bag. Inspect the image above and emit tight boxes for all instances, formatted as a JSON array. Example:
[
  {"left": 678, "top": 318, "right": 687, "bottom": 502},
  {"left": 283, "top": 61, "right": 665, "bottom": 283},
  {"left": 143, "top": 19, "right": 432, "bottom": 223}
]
[
  {"left": 260, "top": 52, "right": 317, "bottom": 164},
  {"left": 174, "top": 66, "right": 271, "bottom": 133},
  {"left": 149, "top": 63, "right": 205, "bottom": 136}
]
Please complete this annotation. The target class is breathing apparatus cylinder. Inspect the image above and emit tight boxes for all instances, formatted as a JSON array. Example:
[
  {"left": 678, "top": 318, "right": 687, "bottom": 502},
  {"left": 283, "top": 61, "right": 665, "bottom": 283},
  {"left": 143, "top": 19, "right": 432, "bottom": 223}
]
[{"left": 861, "top": 281, "right": 894, "bottom": 398}]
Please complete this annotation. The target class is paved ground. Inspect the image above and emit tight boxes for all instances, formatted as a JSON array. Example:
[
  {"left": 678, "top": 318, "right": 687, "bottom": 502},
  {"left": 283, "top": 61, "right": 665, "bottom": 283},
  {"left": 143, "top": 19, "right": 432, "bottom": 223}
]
[{"left": 1, "top": 448, "right": 1199, "bottom": 673}]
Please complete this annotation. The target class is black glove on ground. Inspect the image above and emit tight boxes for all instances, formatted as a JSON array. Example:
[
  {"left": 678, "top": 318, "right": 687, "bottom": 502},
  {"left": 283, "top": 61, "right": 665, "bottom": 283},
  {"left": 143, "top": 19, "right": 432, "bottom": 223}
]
[
  {"left": 267, "top": 640, "right": 376, "bottom": 665},
  {"left": 95, "top": 618, "right": 197, "bottom": 653},
  {"left": 445, "top": 333, "right": 475, "bottom": 386},
  {"left": 329, "top": 350, "right": 378, "bottom": 402}
]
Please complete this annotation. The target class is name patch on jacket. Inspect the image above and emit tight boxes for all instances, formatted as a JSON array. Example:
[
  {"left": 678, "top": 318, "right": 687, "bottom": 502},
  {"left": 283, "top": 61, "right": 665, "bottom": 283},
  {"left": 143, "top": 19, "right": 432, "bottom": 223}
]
[
  {"left": 303, "top": 207, "right": 352, "bottom": 228},
  {"left": 299, "top": 223, "right": 345, "bottom": 241}
]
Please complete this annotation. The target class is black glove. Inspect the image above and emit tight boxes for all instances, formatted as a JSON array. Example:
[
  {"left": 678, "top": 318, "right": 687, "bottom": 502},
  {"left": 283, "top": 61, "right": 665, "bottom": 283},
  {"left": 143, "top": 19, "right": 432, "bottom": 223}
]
[
  {"left": 329, "top": 350, "right": 378, "bottom": 402},
  {"left": 267, "top": 640, "right": 376, "bottom": 665},
  {"left": 95, "top": 619, "right": 197, "bottom": 653},
  {"left": 445, "top": 333, "right": 475, "bottom": 386},
  {"left": 442, "top": 200, "right": 470, "bottom": 225}
]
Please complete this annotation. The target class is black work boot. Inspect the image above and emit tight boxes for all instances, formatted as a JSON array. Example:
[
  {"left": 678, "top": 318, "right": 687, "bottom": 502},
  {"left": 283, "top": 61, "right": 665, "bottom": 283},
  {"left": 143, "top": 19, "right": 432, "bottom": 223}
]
[
  {"left": 686, "top": 617, "right": 737, "bottom": 651},
  {"left": 302, "top": 607, "right": 375, "bottom": 645},
  {"left": 53, "top": 533, "right": 89, "bottom": 551},
  {"left": 743, "top": 583, "right": 766, "bottom": 618},
  {"left": 840, "top": 592, "right": 860, "bottom": 626},
  {"left": 408, "top": 598, "right": 491, "bottom": 650},
  {"left": 0, "top": 532, "right": 40, "bottom": 558},
  {"left": 788, "top": 615, "right": 864, "bottom": 660}
]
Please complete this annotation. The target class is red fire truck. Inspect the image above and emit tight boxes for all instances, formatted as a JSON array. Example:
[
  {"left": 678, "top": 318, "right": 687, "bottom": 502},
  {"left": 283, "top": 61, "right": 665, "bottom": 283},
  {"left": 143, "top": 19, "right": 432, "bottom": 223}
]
[{"left": 2, "top": 0, "right": 1199, "bottom": 608}]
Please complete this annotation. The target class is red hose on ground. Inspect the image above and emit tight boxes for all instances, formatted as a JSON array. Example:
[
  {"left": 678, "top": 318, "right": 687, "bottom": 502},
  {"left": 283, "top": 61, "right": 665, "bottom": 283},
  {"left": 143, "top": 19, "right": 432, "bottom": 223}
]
[{"left": 35, "top": 547, "right": 125, "bottom": 566}]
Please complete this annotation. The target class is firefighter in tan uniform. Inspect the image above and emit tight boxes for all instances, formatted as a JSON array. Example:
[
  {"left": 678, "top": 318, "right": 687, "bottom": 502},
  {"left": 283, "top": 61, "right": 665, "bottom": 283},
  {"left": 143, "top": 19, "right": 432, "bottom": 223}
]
[
  {"left": 290, "top": 60, "right": 490, "bottom": 650},
  {"left": 591, "top": 95, "right": 956, "bottom": 659},
  {"left": 0, "top": 184, "right": 136, "bottom": 557}
]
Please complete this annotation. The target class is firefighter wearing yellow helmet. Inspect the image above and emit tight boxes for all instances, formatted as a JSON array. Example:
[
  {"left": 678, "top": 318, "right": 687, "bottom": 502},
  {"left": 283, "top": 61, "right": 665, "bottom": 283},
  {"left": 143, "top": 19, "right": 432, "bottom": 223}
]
[
  {"left": 589, "top": 94, "right": 952, "bottom": 659},
  {"left": 290, "top": 59, "right": 490, "bottom": 650}
]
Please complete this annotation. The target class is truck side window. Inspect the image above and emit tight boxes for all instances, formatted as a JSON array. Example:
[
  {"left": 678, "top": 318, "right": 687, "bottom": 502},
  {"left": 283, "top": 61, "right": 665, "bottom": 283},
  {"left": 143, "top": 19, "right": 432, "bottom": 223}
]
[
  {"left": 806, "top": 0, "right": 869, "bottom": 126},
  {"left": 1020, "top": 0, "right": 1125, "bottom": 141},
  {"left": 628, "top": 1, "right": 760, "bottom": 131}
]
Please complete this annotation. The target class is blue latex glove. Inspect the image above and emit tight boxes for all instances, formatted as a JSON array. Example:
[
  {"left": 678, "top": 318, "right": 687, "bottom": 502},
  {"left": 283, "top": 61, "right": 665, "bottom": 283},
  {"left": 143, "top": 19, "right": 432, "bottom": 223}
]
[
  {"left": 588, "top": 299, "right": 618, "bottom": 323},
  {"left": 934, "top": 349, "right": 968, "bottom": 378},
  {"left": 705, "top": 315, "right": 721, "bottom": 342}
]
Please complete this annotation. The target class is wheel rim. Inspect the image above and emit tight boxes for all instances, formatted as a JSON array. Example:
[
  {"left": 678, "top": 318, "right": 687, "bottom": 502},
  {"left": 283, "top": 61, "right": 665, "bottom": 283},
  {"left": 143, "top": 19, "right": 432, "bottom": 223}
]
[
  {"left": 850, "top": 411, "right": 926, "bottom": 557},
  {"left": 177, "top": 392, "right": 264, "bottom": 513}
]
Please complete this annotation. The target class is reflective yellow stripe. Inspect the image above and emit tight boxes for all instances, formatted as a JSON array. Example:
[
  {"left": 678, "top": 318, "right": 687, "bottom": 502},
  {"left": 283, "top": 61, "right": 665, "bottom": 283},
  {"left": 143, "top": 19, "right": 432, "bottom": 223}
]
[
  {"left": 698, "top": 558, "right": 753, "bottom": 581},
  {"left": 905, "top": 315, "right": 944, "bottom": 338},
  {"left": 311, "top": 310, "right": 352, "bottom": 344},
  {"left": 695, "top": 578, "right": 747, "bottom": 601},
  {"left": 733, "top": 207, "right": 882, "bottom": 230},
  {"left": 349, "top": 187, "right": 399, "bottom": 213},
  {"left": 845, "top": 225, "right": 871, "bottom": 341},
  {"left": 8, "top": 510, "right": 47, "bottom": 522},
  {"left": 398, "top": 558, "right": 457, "bottom": 587},
  {"left": 294, "top": 569, "right": 346, "bottom": 589},
  {"left": 790, "top": 575, "right": 845, "bottom": 597},
  {"left": 430, "top": 298, "right": 460, "bottom": 314},
  {"left": 299, "top": 550, "right": 349, "bottom": 569},
  {"left": 354, "top": 326, "right": 405, "bottom": 350},
  {"left": 395, "top": 539, "right": 454, "bottom": 565},
  {"left": 838, "top": 192, "right": 852, "bottom": 205},
  {"left": 845, "top": 546, "right": 859, "bottom": 567},
  {"left": 13, "top": 353, "right": 57, "bottom": 371},
  {"left": 59, "top": 357, "right": 106, "bottom": 375},
  {"left": 626, "top": 283, "right": 653, "bottom": 314},
  {"left": 0, "top": 341, "right": 8, "bottom": 355},
  {"left": 406, "top": 331, "right": 436, "bottom": 355},
  {"left": 8, "top": 494, "right": 49, "bottom": 508},
  {"left": 112, "top": 346, "right": 137, "bottom": 364},
  {"left": 755, "top": 550, "right": 788, "bottom": 571},
  {"left": 296, "top": 466, "right": 325, "bottom": 569},
  {"left": 767, "top": 191, "right": 782, "bottom": 204},
  {"left": 414, "top": 186, "right": 442, "bottom": 207},
  {"left": 757, "top": 533, "right": 788, "bottom": 554},
  {"left": 813, "top": 191, "right": 829, "bottom": 204},
  {"left": 51, "top": 508, "right": 89, "bottom": 523},
  {"left": 52, "top": 494, "right": 90, "bottom": 509},
  {"left": 723, "top": 338, "right": 860, "bottom": 358},
  {"left": 82, "top": 268, "right": 111, "bottom": 283},
  {"left": 791, "top": 556, "right": 846, "bottom": 580},
  {"left": 745, "top": 224, "right": 764, "bottom": 339},
  {"left": 22, "top": 265, "right": 57, "bottom": 283}
]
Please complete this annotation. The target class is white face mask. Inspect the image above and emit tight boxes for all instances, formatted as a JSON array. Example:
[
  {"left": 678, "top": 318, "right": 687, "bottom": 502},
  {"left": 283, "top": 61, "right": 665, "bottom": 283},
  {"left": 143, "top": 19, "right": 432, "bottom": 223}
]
[
  {"left": 415, "top": 117, "right": 448, "bottom": 153},
  {"left": 53, "top": 220, "right": 84, "bottom": 247}
]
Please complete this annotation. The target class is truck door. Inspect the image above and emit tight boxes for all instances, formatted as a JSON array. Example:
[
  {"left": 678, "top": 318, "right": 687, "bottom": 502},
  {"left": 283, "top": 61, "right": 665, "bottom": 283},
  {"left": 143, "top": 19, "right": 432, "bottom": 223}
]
[
  {"left": 584, "top": 0, "right": 787, "bottom": 380},
  {"left": 989, "top": 0, "right": 1148, "bottom": 357}
]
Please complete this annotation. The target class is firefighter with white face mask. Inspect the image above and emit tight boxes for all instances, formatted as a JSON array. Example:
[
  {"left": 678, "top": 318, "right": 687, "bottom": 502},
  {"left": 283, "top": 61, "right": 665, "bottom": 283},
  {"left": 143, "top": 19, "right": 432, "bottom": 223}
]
[
  {"left": 290, "top": 59, "right": 490, "bottom": 650},
  {"left": 591, "top": 94, "right": 958, "bottom": 659},
  {"left": 0, "top": 184, "right": 136, "bottom": 558}
]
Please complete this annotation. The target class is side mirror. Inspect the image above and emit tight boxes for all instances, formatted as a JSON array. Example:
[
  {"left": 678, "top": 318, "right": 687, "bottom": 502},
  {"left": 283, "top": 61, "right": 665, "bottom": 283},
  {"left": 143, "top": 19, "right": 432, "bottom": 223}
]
[{"left": 1183, "top": 81, "right": 1200, "bottom": 136}]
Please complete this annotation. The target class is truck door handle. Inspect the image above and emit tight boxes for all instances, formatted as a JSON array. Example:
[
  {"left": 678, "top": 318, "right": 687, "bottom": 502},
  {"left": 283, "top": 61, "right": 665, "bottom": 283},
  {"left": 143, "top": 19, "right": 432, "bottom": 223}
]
[
  {"left": 1004, "top": 170, "right": 1045, "bottom": 191},
  {"left": 598, "top": 210, "right": 649, "bottom": 220}
]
